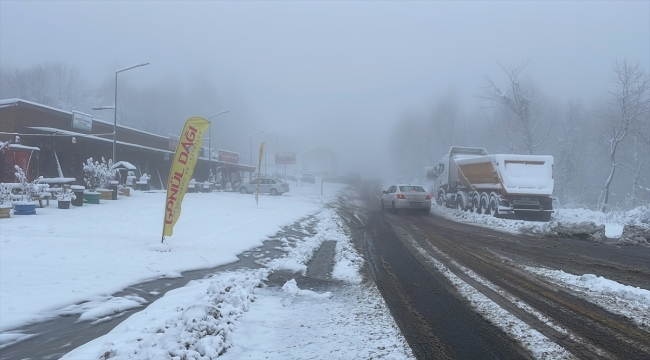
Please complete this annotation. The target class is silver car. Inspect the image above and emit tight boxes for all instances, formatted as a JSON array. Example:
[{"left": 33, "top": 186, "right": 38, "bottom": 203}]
[
  {"left": 381, "top": 184, "right": 432, "bottom": 214},
  {"left": 239, "top": 177, "right": 289, "bottom": 196}
]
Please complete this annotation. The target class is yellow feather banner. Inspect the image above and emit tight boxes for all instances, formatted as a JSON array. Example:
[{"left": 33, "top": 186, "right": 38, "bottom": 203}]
[{"left": 162, "top": 117, "right": 210, "bottom": 240}]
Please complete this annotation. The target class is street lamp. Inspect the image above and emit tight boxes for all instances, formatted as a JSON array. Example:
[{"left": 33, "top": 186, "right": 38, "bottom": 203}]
[
  {"left": 249, "top": 130, "right": 264, "bottom": 166},
  {"left": 113, "top": 62, "right": 149, "bottom": 162},
  {"left": 263, "top": 132, "right": 277, "bottom": 176},
  {"left": 208, "top": 111, "right": 230, "bottom": 180}
]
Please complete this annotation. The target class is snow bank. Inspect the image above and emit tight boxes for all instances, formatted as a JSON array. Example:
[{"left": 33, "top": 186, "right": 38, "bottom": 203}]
[
  {"left": 432, "top": 204, "right": 650, "bottom": 246},
  {"left": 62, "top": 269, "right": 269, "bottom": 359}
]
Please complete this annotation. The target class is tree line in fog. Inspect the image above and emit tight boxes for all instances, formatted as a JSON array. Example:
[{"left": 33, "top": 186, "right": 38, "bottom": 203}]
[
  {"left": 1, "top": 60, "right": 648, "bottom": 211},
  {"left": 390, "top": 60, "right": 649, "bottom": 212}
]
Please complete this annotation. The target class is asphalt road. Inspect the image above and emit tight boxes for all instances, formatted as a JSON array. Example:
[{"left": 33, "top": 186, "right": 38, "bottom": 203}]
[{"left": 338, "top": 181, "right": 650, "bottom": 360}]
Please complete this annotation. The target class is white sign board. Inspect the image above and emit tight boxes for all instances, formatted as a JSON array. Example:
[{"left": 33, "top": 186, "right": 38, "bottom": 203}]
[{"left": 71, "top": 111, "right": 93, "bottom": 131}]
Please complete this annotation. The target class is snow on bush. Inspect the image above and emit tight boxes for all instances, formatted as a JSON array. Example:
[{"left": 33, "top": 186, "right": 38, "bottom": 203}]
[
  {"left": 75, "top": 269, "right": 269, "bottom": 360},
  {"left": 83, "top": 157, "right": 116, "bottom": 191},
  {"left": 55, "top": 187, "right": 76, "bottom": 201},
  {"left": 0, "top": 183, "right": 13, "bottom": 207},
  {"left": 13, "top": 165, "right": 49, "bottom": 203}
]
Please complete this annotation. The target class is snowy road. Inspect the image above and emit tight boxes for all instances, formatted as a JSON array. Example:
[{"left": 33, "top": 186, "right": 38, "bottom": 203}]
[{"left": 353, "top": 181, "right": 650, "bottom": 359}]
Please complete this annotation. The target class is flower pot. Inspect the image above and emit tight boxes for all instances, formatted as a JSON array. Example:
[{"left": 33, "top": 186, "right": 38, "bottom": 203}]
[
  {"left": 58, "top": 200, "right": 71, "bottom": 209},
  {"left": 0, "top": 206, "right": 11, "bottom": 219},
  {"left": 83, "top": 192, "right": 100, "bottom": 204},
  {"left": 97, "top": 188, "right": 113, "bottom": 200},
  {"left": 70, "top": 185, "right": 85, "bottom": 206},
  {"left": 110, "top": 181, "right": 119, "bottom": 200},
  {"left": 118, "top": 187, "right": 131, "bottom": 197},
  {"left": 13, "top": 203, "right": 36, "bottom": 215}
]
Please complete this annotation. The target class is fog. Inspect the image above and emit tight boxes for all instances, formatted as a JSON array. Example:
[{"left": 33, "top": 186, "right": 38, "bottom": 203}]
[{"left": 1, "top": 1, "right": 648, "bottom": 206}]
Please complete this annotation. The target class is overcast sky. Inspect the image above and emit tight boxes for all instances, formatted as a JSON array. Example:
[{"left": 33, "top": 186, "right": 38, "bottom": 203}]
[{"left": 1, "top": 1, "right": 648, "bottom": 176}]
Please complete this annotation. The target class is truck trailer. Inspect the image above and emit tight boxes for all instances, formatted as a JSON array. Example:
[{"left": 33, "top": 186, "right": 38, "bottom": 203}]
[{"left": 427, "top": 146, "right": 554, "bottom": 221}]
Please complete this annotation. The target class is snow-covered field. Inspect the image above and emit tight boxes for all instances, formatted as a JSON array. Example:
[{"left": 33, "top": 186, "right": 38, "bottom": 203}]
[
  {"left": 2, "top": 181, "right": 649, "bottom": 359},
  {"left": 1, "top": 183, "right": 412, "bottom": 359}
]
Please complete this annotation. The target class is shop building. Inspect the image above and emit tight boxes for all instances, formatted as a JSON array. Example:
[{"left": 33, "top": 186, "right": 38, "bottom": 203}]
[{"left": 0, "top": 99, "right": 255, "bottom": 188}]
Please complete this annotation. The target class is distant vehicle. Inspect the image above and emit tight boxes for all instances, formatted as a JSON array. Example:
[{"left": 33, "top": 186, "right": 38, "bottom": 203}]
[
  {"left": 381, "top": 184, "right": 432, "bottom": 214},
  {"left": 300, "top": 173, "right": 316, "bottom": 183},
  {"left": 239, "top": 177, "right": 289, "bottom": 196},
  {"left": 428, "top": 146, "right": 554, "bottom": 221}
]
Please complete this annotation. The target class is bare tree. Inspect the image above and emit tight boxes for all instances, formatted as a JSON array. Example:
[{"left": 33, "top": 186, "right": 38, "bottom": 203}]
[
  {"left": 391, "top": 112, "right": 429, "bottom": 180},
  {"left": 428, "top": 89, "right": 461, "bottom": 152},
  {"left": 619, "top": 113, "right": 650, "bottom": 207},
  {"left": 599, "top": 60, "right": 650, "bottom": 211},
  {"left": 0, "top": 62, "right": 90, "bottom": 111},
  {"left": 481, "top": 63, "right": 551, "bottom": 154},
  {"left": 555, "top": 98, "right": 586, "bottom": 204}
]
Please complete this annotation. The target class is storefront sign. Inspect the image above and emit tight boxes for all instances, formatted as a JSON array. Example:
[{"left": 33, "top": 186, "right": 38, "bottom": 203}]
[
  {"left": 218, "top": 149, "right": 239, "bottom": 164},
  {"left": 71, "top": 111, "right": 93, "bottom": 131},
  {"left": 275, "top": 151, "right": 296, "bottom": 164}
]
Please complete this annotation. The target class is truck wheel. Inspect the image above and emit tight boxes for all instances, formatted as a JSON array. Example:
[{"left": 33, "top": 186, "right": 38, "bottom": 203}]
[
  {"left": 480, "top": 193, "right": 489, "bottom": 215},
  {"left": 437, "top": 191, "right": 446, "bottom": 207},
  {"left": 489, "top": 195, "right": 498, "bottom": 217},
  {"left": 471, "top": 194, "right": 480, "bottom": 213}
]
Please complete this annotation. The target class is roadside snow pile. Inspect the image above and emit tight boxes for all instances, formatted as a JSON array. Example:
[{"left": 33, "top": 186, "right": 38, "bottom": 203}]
[
  {"left": 54, "top": 295, "right": 148, "bottom": 324},
  {"left": 433, "top": 204, "right": 650, "bottom": 246},
  {"left": 281, "top": 279, "right": 331, "bottom": 306},
  {"left": 518, "top": 221, "right": 606, "bottom": 242},
  {"left": 525, "top": 267, "right": 650, "bottom": 329},
  {"left": 617, "top": 206, "right": 650, "bottom": 246},
  {"left": 62, "top": 269, "right": 268, "bottom": 360}
]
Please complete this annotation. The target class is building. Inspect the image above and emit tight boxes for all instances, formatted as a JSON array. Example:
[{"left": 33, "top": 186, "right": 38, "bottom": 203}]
[
  {"left": 0, "top": 99, "right": 255, "bottom": 188},
  {"left": 300, "top": 146, "right": 338, "bottom": 176}
]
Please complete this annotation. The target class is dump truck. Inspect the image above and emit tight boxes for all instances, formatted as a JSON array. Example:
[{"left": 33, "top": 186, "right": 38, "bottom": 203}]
[{"left": 426, "top": 146, "right": 554, "bottom": 221}]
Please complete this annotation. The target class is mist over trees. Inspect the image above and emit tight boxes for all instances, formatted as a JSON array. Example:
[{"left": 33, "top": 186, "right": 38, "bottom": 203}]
[
  {"left": 0, "top": 62, "right": 91, "bottom": 112},
  {"left": 1, "top": 58, "right": 648, "bottom": 211},
  {"left": 0, "top": 62, "right": 249, "bottom": 153},
  {"left": 390, "top": 60, "right": 650, "bottom": 212}
]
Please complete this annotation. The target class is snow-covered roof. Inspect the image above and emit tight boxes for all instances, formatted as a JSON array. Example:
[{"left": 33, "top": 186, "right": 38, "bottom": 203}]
[
  {"left": 38, "top": 177, "right": 76, "bottom": 184},
  {"left": 27, "top": 126, "right": 174, "bottom": 155},
  {"left": 112, "top": 161, "right": 137, "bottom": 170},
  {"left": 9, "top": 143, "right": 40, "bottom": 151},
  {"left": 0, "top": 98, "right": 169, "bottom": 140}
]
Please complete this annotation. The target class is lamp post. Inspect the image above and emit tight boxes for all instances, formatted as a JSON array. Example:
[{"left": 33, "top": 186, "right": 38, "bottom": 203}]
[
  {"left": 208, "top": 111, "right": 230, "bottom": 181},
  {"left": 263, "top": 132, "right": 276, "bottom": 176},
  {"left": 113, "top": 62, "right": 149, "bottom": 162},
  {"left": 249, "top": 130, "right": 264, "bottom": 166}
]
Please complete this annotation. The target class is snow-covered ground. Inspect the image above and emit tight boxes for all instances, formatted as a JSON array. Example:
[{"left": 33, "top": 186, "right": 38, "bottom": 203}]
[
  {"left": 2, "top": 181, "right": 649, "bottom": 359},
  {"left": 1, "top": 183, "right": 412, "bottom": 359},
  {"left": 431, "top": 203, "right": 650, "bottom": 245}
]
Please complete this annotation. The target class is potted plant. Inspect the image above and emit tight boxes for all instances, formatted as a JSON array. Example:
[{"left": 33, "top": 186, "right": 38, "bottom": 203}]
[
  {"left": 83, "top": 157, "right": 116, "bottom": 203},
  {"left": 55, "top": 187, "right": 76, "bottom": 209},
  {"left": 0, "top": 183, "right": 13, "bottom": 218},
  {"left": 13, "top": 165, "right": 37, "bottom": 215}
]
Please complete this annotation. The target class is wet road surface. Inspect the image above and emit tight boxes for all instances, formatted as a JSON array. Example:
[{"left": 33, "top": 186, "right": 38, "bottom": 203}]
[{"left": 340, "top": 181, "right": 650, "bottom": 359}]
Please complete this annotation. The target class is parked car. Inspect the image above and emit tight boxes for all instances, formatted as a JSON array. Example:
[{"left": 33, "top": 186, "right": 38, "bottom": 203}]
[
  {"left": 300, "top": 173, "right": 316, "bottom": 183},
  {"left": 238, "top": 177, "right": 289, "bottom": 195},
  {"left": 381, "top": 184, "right": 432, "bottom": 214}
]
